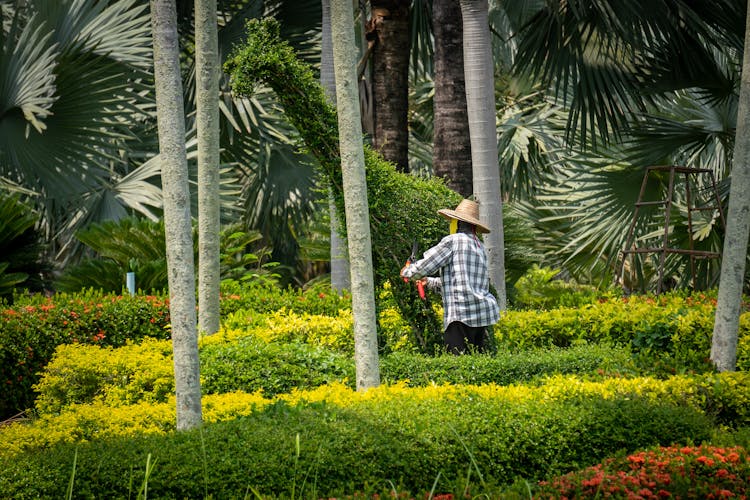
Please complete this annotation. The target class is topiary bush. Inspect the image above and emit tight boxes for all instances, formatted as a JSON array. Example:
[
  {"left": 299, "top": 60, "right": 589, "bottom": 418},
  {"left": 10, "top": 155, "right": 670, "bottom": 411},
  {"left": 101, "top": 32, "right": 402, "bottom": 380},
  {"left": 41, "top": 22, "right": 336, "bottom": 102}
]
[
  {"left": 224, "top": 18, "right": 537, "bottom": 353},
  {"left": 0, "top": 291, "right": 170, "bottom": 420},
  {"left": 0, "top": 378, "right": 722, "bottom": 498}
]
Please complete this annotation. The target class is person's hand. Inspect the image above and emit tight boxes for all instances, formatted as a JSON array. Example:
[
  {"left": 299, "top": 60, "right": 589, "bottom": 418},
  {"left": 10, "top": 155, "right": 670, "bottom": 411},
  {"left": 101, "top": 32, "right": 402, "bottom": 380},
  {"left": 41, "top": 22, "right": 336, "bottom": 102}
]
[{"left": 400, "top": 265, "right": 409, "bottom": 279}]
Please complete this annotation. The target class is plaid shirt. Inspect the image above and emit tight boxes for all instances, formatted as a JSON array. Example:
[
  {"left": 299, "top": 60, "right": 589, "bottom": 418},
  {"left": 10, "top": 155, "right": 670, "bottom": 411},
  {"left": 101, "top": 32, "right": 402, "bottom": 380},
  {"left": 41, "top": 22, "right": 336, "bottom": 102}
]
[{"left": 402, "top": 232, "right": 500, "bottom": 330}]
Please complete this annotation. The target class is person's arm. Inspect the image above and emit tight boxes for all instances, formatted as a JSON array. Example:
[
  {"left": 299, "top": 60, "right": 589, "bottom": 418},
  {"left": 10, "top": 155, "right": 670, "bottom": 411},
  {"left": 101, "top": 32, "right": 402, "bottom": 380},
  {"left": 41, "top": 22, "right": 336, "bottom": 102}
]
[{"left": 400, "top": 236, "right": 452, "bottom": 280}]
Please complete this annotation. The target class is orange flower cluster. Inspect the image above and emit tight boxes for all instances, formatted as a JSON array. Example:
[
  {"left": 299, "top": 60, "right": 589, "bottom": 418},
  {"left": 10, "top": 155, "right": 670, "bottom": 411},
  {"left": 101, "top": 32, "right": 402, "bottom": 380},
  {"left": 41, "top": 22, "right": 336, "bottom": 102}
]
[{"left": 536, "top": 445, "right": 748, "bottom": 499}]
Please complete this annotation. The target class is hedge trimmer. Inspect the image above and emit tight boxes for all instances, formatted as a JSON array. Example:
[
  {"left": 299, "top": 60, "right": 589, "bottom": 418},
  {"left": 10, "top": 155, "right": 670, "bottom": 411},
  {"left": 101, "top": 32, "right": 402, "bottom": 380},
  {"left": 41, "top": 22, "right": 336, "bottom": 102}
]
[{"left": 403, "top": 241, "right": 426, "bottom": 300}]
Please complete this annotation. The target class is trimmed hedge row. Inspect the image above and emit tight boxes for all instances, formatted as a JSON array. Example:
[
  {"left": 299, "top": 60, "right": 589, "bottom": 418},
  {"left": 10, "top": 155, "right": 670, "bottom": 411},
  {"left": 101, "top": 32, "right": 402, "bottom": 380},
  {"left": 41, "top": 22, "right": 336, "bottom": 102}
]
[
  {"left": 32, "top": 337, "right": 635, "bottom": 414},
  {"left": 0, "top": 291, "right": 170, "bottom": 419},
  {"left": 0, "top": 377, "right": 724, "bottom": 498},
  {"left": 497, "top": 293, "right": 750, "bottom": 372}
]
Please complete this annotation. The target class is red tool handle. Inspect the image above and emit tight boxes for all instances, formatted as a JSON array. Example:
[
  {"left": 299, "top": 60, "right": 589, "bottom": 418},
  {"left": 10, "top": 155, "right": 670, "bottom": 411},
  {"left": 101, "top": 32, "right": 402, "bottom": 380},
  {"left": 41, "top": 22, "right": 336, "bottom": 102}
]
[{"left": 416, "top": 280, "right": 425, "bottom": 299}]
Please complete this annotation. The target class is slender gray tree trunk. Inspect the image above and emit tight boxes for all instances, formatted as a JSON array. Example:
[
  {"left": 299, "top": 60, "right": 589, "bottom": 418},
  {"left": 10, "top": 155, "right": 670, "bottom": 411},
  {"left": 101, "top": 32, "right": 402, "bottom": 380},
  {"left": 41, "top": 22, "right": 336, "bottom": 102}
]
[
  {"left": 195, "top": 0, "right": 221, "bottom": 334},
  {"left": 460, "top": 0, "right": 507, "bottom": 310},
  {"left": 322, "top": 0, "right": 351, "bottom": 292},
  {"left": 433, "top": 0, "right": 473, "bottom": 197},
  {"left": 150, "top": 0, "right": 202, "bottom": 429},
  {"left": 711, "top": 2, "right": 750, "bottom": 372},
  {"left": 331, "top": 0, "right": 380, "bottom": 390}
]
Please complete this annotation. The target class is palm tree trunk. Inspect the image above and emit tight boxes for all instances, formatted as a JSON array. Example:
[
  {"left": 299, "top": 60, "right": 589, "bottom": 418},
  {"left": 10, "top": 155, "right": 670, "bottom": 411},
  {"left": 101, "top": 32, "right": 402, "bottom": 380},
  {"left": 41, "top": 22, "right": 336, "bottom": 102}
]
[
  {"left": 150, "top": 0, "right": 202, "bottom": 429},
  {"left": 460, "top": 0, "right": 507, "bottom": 310},
  {"left": 433, "top": 0, "right": 472, "bottom": 197},
  {"left": 711, "top": 2, "right": 750, "bottom": 372},
  {"left": 370, "top": 0, "right": 410, "bottom": 172},
  {"left": 195, "top": 0, "right": 221, "bottom": 335},
  {"left": 322, "top": 0, "right": 351, "bottom": 292},
  {"left": 331, "top": 0, "right": 380, "bottom": 390}
]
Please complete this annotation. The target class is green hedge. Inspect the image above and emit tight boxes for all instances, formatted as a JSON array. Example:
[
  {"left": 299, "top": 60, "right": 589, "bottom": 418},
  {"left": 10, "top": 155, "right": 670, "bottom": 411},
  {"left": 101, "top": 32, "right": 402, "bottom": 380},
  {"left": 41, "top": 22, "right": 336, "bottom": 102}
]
[
  {"left": 0, "top": 291, "right": 170, "bottom": 419},
  {"left": 219, "top": 280, "right": 352, "bottom": 318},
  {"left": 32, "top": 338, "right": 636, "bottom": 414},
  {"left": 0, "top": 385, "right": 715, "bottom": 498},
  {"left": 498, "top": 292, "right": 750, "bottom": 372}
]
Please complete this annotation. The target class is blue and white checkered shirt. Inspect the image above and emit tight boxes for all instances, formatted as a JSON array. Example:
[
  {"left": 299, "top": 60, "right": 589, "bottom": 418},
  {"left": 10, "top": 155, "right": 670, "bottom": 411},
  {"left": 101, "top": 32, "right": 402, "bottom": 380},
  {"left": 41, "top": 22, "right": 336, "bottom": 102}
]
[{"left": 402, "top": 232, "right": 500, "bottom": 331}]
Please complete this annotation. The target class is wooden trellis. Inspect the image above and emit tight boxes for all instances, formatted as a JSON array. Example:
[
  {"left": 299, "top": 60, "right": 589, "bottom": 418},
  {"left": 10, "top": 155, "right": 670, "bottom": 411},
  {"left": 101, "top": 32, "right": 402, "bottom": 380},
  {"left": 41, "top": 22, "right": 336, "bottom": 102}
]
[{"left": 618, "top": 165, "right": 725, "bottom": 293}]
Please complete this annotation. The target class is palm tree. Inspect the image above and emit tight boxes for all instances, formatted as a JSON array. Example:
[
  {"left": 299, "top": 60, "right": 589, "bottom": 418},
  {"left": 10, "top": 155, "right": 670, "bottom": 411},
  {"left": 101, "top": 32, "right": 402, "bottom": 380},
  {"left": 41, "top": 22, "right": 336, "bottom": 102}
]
[
  {"left": 150, "top": 0, "right": 202, "bottom": 429},
  {"left": 511, "top": 0, "right": 747, "bottom": 370},
  {"left": 321, "top": 0, "right": 351, "bottom": 292},
  {"left": 0, "top": 0, "right": 160, "bottom": 265},
  {"left": 195, "top": 0, "right": 221, "bottom": 334},
  {"left": 432, "top": 0, "right": 472, "bottom": 196},
  {"left": 330, "top": 0, "right": 380, "bottom": 389},
  {"left": 460, "top": 0, "right": 507, "bottom": 309},
  {"left": 712, "top": 2, "right": 750, "bottom": 372},
  {"left": 369, "top": 0, "right": 410, "bottom": 172}
]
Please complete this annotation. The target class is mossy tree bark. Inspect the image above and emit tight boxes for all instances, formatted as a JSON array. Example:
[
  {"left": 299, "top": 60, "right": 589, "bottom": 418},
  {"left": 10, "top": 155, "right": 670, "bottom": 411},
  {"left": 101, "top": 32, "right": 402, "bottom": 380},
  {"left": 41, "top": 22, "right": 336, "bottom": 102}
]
[
  {"left": 711, "top": 3, "right": 750, "bottom": 372},
  {"left": 321, "top": 0, "right": 351, "bottom": 293},
  {"left": 331, "top": 0, "right": 380, "bottom": 388},
  {"left": 195, "top": 0, "right": 221, "bottom": 335},
  {"left": 150, "top": 0, "right": 202, "bottom": 429}
]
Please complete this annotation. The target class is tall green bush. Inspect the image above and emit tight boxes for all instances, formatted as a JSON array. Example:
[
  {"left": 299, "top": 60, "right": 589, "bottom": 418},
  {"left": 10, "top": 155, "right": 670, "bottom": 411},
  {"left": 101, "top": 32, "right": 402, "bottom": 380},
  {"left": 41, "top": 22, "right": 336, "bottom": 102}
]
[{"left": 224, "top": 18, "right": 537, "bottom": 353}]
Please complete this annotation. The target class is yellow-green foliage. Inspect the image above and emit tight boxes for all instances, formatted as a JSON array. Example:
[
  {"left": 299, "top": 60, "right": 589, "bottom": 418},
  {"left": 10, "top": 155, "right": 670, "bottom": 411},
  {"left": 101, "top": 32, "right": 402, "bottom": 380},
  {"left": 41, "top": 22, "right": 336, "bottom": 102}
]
[
  {"left": 0, "top": 392, "right": 269, "bottom": 458},
  {"left": 3, "top": 372, "right": 747, "bottom": 459},
  {"left": 224, "top": 306, "right": 413, "bottom": 354},
  {"left": 247, "top": 308, "right": 354, "bottom": 351},
  {"left": 497, "top": 293, "right": 749, "bottom": 370},
  {"left": 33, "top": 338, "right": 175, "bottom": 415}
]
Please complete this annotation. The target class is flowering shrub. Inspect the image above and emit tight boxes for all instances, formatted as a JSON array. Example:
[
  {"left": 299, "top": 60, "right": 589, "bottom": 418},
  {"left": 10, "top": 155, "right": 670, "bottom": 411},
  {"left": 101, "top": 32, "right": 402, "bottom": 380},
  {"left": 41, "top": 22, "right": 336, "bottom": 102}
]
[
  {"left": 0, "top": 290, "right": 170, "bottom": 419},
  {"left": 533, "top": 445, "right": 749, "bottom": 498}
]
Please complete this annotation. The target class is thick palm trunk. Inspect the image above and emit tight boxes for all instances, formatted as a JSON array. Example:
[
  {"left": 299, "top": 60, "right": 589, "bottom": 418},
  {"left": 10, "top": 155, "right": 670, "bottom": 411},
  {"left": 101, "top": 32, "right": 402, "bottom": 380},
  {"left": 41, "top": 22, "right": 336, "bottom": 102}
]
[
  {"left": 331, "top": 0, "right": 380, "bottom": 389},
  {"left": 711, "top": 2, "right": 750, "bottom": 372},
  {"left": 370, "top": 0, "right": 410, "bottom": 172},
  {"left": 460, "top": 0, "right": 507, "bottom": 310},
  {"left": 150, "top": 0, "right": 202, "bottom": 429},
  {"left": 322, "top": 0, "right": 351, "bottom": 292},
  {"left": 432, "top": 0, "right": 473, "bottom": 197},
  {"left": 195, "top": 0, "right": 221, "bottom": 334}
]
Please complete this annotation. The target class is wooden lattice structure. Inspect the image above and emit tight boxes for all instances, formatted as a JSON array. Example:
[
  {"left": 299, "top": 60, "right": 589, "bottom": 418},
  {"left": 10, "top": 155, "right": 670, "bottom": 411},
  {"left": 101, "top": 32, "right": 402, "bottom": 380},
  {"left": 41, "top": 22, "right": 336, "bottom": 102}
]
[{"left": 618, "top": 165, "right": 725, "bottom": 293}]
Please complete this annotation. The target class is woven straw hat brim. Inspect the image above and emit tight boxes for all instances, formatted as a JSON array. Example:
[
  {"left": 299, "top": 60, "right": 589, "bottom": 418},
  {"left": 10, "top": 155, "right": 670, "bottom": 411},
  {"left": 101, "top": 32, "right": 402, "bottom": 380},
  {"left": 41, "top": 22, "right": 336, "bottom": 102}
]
[{"left": 437, "top": 208, "right": 491, "bottom": 233}]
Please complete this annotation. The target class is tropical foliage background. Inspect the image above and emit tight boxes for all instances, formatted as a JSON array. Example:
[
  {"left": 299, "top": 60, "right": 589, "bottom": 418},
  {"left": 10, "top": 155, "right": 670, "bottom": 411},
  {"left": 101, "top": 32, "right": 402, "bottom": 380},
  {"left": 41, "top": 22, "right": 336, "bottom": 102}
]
[{"left": 0, "top": 0, "right": 747, "bottom": 298}]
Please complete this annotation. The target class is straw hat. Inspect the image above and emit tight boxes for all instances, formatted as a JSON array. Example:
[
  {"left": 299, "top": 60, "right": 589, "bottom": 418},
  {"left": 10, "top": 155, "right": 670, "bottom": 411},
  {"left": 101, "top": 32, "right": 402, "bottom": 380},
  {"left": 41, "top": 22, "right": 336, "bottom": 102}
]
[{"left": 437, "top": 199, "right": 490, "bottom": 234}]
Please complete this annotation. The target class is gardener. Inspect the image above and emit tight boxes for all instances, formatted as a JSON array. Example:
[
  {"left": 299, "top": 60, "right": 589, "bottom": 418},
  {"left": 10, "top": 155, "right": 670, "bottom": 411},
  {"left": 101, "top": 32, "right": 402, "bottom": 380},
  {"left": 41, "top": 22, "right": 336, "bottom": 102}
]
[{"left": 400, "top": 199, "right": 500, "bottom": 354}]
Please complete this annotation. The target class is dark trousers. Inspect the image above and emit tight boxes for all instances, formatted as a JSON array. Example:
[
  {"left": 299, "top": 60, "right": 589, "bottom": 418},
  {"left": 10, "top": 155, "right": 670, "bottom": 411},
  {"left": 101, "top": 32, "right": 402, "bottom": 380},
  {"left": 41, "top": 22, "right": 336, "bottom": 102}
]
[{"left": 444, "top": 321, "right": 486, "bottom": 355}]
